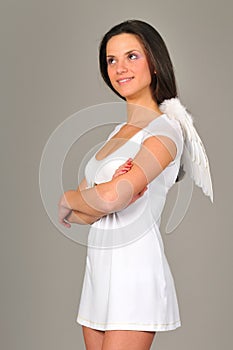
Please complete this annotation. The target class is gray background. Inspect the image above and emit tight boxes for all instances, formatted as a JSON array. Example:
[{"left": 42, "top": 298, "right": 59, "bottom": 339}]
[{"left": 1, "top": 0, "right": 232, "bottom": 349}]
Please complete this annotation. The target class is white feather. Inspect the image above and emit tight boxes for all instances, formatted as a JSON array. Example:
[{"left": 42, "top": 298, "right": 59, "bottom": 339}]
[{"left": 160, "top": 98, "right": 213, "bottom": 202}]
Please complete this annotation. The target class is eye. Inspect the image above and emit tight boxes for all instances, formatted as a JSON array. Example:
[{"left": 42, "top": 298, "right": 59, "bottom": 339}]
[
  {"left": 107, "top": 57, "right": 116, "bottom": 65},
  {"left": 128, "top": 53, "right": 138, "bottom": 60}
]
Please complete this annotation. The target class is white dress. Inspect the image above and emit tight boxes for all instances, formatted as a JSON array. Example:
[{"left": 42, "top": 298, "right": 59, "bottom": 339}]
[{"left": 76, "top": 114, "right": 184, "bottom": 332}]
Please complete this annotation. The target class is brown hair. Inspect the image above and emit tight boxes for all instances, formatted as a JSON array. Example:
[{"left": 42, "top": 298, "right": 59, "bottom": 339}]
[{"left": 99, "top": 19, "right": 177, "bottom": 104}]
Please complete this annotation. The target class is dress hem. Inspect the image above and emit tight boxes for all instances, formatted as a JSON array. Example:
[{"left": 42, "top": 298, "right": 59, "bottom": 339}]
[{"left": 76, "top": 316, "right": 181, "bottom": 332}]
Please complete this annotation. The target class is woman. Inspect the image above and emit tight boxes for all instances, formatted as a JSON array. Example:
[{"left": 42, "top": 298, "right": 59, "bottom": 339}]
[{"left": 58, "top": 20, "right": 213, "bottom": 350}]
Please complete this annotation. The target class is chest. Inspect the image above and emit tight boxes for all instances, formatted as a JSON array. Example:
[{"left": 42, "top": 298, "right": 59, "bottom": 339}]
[
  {"left": 95, "top": 124, "right": 143, "bottom": 161},
  {"left": 85, "top": 134, "right": 143, "bottom": 187}
]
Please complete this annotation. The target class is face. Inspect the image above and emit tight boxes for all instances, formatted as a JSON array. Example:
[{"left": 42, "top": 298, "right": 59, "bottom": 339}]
[{"left": 106, "top": 33, "right": 153, "bottom": 102}]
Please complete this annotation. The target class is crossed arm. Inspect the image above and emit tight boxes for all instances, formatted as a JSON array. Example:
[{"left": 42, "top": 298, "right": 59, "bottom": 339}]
[
  {"left": 63, "top": 178, "right": 102, "bottom": 225},
  {"left": 58, "top": 135, "right": 177, "bottom": 227}
]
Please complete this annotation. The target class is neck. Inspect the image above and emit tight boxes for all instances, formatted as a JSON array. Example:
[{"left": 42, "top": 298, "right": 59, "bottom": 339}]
[{"left": 126, "top": 96, "right": 162, "bottom": 127}]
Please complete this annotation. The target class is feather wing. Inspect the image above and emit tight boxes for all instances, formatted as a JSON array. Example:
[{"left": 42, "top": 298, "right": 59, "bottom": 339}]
[{"left": 160, "top": 98, "right": 213, "bottom": 202}]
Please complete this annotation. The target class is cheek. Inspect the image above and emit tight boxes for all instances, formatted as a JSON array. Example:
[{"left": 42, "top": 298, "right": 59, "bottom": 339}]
[
  {"left": 135, "top": 60, "right": 151, "bottom": 75},
  {"left": 107, "top": 67, "right": 115, "bottom": 83},
  {"left": 139, "top": 63, "right": 152, "bottom": 83}
]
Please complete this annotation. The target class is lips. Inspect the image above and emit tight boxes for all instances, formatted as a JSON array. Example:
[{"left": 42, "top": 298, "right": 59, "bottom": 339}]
[{"left": 117, "top": 77, "right": 134, "bottom": 85}]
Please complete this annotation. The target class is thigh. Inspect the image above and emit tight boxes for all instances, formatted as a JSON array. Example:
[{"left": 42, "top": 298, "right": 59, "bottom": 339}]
[
  {"left": 102, "top": 330, "right": 156, "bottom": 350},
  {"left": 82, "top": 326, "right": 105, "bottom": 350}
]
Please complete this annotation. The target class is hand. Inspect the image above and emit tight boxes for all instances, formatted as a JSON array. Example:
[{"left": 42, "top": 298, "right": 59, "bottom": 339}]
[
  {"left": 112, "top": 158, "right": 148, "bottom": 206},
  {"left": 112, "top": 158, "right": 133, "bottom": 178},
  {"left": 58, "top": 194, "right": 72, "bottom": 228},
  {"left": 64, "top": 209, "right": 102, "bottom": 225}
]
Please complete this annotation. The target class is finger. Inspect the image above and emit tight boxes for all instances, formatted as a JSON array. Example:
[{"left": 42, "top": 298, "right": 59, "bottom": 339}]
[
  {"left": 120, "top": 167, "right": 131, "bottom": 172},
  {"left": 113, "top": 170, "right": 127, "bottom": 178},
  {"left": 119, "top": 163, "right": 132, "bottom": 170},
  {"left": 122, "top": 163, "right": 133, "bottom": 170},
  {"left": 121, "top": 158, "right": 132, "bottom": 167},
  {"left": 63, "top": 221, "right": 71, "bottom": 228},
  {"left": 59, "top": 218, "right": 71, "bottom": 228},
  {"left": 118, "top": 166, "right": 131, "bottom": 173}
]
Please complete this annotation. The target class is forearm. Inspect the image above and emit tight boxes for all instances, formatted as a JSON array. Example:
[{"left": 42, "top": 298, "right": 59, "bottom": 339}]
[
  {"left": 62, "top": 175, "right": 137, "bottom": 216},
  {"left": 59, "top": 160, "right": 142, "bottom": 228},
  {"left": 61, "top": 163, "right": 140, "bottom": 216},
  {"left": 61, "top": 184, "right": 115, "bottom": 216},
  {"left": 66, "top": 209, "right": 102, "bottom": 225}
]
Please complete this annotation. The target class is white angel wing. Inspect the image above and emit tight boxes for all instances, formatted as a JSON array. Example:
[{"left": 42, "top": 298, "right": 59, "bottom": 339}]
[{"left": 160, "top": 98, "right": 214, "bottom": 202}]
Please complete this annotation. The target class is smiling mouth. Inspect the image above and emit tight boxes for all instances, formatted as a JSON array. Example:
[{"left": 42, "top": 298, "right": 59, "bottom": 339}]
[{"left": 117, "top": 77, "right": 134, "bottom": 84}]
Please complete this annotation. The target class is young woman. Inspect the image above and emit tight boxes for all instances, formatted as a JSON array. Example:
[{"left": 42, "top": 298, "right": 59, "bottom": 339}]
[{"left": 58, "top": 20, "right": 213, "bottom": 350}]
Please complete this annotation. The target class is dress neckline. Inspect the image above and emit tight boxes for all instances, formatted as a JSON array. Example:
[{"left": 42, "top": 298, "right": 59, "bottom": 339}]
[{"left": 94, "top": 114, "right": 166, "bottom": 162}]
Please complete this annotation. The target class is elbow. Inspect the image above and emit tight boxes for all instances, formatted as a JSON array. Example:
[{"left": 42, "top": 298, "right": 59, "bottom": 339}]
[
  {"left": 100, "top": 188, "right": 131, "bottom": 214},
  {"left": 100, "top": 189, "right": 118, "bottom": 214},
  {"left": 96, "top": 180, "right": 133, "bottom": 214}
]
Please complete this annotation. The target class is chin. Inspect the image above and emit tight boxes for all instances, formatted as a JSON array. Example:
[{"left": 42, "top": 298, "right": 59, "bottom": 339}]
[{"left": 115, "top": 89, "right": 137, "bottom": 100}]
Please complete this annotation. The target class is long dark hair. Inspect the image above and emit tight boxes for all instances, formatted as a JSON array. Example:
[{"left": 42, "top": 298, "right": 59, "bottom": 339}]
[
  {"left": 99, "top": 20, "right": 184, "bottom": 182},
  {"left": 99, "top": 19, "right": 177, "bottom": 105}
]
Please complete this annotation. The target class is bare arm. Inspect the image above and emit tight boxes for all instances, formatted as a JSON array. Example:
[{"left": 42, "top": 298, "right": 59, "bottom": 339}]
[
  {"left": 64, "top": 178, "right": 104, "bottom": 225},
  {"left": 65, "top": 210, "right": 101, "bottom": 225},
  {"left": 59, "top": 136, "right": 177, "bottom": 219},
  {"left": 64, "top": 159, "right": 141, "bottom": 225}
]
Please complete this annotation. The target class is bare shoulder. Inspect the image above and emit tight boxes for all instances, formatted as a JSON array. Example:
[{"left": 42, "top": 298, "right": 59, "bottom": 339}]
[
  {"left": 142, "top": 135, "right": 177, "bottom": 164},
  {"left": 106, "top": 134, "right": 177, "bottom": 199}
]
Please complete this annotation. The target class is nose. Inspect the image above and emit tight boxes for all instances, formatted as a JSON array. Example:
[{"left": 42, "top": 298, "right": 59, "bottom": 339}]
[{"left": 116, "top": 58, "right": 128, "bottom": 74}]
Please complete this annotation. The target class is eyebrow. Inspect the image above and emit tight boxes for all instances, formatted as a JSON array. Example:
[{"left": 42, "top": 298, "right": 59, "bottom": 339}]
[{"left": 106, "top": 49, "right": 141, "bottom": 57}]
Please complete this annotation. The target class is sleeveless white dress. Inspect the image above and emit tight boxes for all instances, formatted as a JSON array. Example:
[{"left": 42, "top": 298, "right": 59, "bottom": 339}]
[{"left": 76, "top": 114, "right": 184, "bottom": 331}]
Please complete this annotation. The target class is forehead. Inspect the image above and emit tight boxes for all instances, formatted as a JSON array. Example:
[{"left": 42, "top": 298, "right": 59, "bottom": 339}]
[{"left": 106, "top": 33, "right": 145, "bottom": 55}]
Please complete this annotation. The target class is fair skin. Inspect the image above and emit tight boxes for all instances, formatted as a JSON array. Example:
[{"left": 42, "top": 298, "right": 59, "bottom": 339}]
[
  {"left": 82, "top": 326, "right": 156, "bottom": 350},
  {"left": 58, "top": 33, "right": 177, "bottom": 349},
  {"left": 63, "top": 158, "right": 147, "bottom": 225}
]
